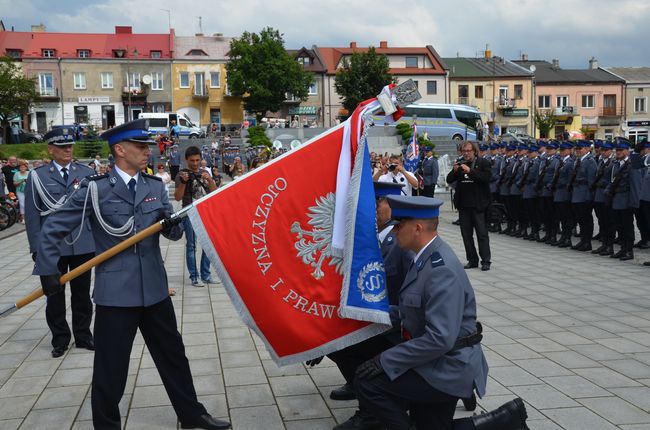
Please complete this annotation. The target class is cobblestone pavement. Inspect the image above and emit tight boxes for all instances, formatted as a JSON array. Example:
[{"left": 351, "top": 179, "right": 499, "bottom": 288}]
[{"left": 0, "top": 195, "right": 649, "bottom": 429}]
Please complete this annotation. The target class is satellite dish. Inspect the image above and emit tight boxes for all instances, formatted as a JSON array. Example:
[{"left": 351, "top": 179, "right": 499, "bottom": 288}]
[
  {"left": 142, "top": 74, "right": 152, "bottom": 85},
  {"left": 272, "top": 140, "right": 282, "bottom": 150},
  {"left": 529, "top": 65, "right": 536, "bottom": 72},
  {"left": 290, "top": 140, "right": 301, "bottom": 150}
]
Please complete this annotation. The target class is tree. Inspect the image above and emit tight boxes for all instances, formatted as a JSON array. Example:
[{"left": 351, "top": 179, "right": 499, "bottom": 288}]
[
  {"left": 226, "top": 28, "right": 313, "bottom": 122},
  {"left": 334, "top": 47, "right": 396, "bottom": 115},
  {"left": 0, "top": 57, "right": 39, "bottom": 143},
  {"left": 534, "top": 109, "right": 557, "bottom": 139}
]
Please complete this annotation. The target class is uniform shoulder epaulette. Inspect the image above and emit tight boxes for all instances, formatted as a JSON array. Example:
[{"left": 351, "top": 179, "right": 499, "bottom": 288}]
[
  {"left": 143, "top": 172, "right": 162, "bottom": 181},
  {"left": 87, "top": 173, "right": 109, "bottom": 181},
  {"left": 430, "top": 251, "right": 445, "bottom": 268}
]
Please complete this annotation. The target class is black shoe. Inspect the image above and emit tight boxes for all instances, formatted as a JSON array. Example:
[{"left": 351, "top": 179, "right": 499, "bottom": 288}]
[
  {"left": 570, "top": 241, "right": 584, "bottom": 250},
  {"left": 549, "top": 238, "right": 560, "bottom": 246},
  {"left": 634, "top": 240, "right": 650, "bottom": 249},
  {"left": 333, "top": 410, "right": 385, "bottom": 430},
  {"left": 620, "top": 251, "right": 634, "bottom": 261},
  {"left": 464, "top": 263, "right": 479, "bottom": 269},
  {"left": 330, "top": 383, "right": 356, "bottom": 401},
  {"left": 599, "top": 246, "right": 614, "bottom": 256},
  {"left": 557, "top": 238, "right": 572, "bottom": 248},
  {"left": 462, "top": 392, "right": 477, "bottom": 411},
  {"left": 592, "top": 244, "right": 606, "bottom": 254},
  {"left": 529, "top": 232, "right": 540, "bottom": 242},
  {"left": 643, "top": 261, "right": 650, "bottom": 266},
  {"left": 611, "top": 248, "right": 625, "bottom": 259},
  {"left": 452, "top": 219, "right": 461, "bottom": 225},
  {"left": 75, "top": 339, "right": 95, "bottom": 351},
  {"left": 576, "top": 242, "right": 592, "bottom": 252},
  {"left": 180, "top": 414, "right": 231, "bottom": 430},
  {"left": 472, "top": 397, "right": 529, "bottom": 430},
  {"left": 538, "top": 235, "right": 549, "bottom": 243},
  {"left": 51, "top": 345, "right": 68, "bottom": 358},
  {"left": 481, "top": 263, "right": 491, "bottom": 271}
]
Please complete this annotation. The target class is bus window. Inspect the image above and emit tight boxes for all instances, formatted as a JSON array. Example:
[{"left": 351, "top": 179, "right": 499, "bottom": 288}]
[
  {"left": 148, "top": 118, "right": 168, "bottom": 128},
  {"left": 430, "top": 108, "right": 452, "bottom": 119},
  {"left": 453, "top": 109, "right": 480, "bottom": 131}
]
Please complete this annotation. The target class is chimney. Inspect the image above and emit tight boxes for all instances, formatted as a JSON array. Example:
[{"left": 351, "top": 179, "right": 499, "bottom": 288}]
[
  {"left": 521, "top": 53, "right": 528, "bottom": 61},
  {"left": 195, "top": 33, "right": 204, "bottom": 37},
  {"left": 31, "top": 24, "right": 46, "bottom": 32},
  {"left": 484, "top": 43, "right": 491, "bottom": 58},
  {"left": 349, "top": 41, "right": 357, "bottom": 49},
  {"left": 115, "top": 26, "right": 133, "bottom": 34},
  {"left": 589, "top": 56, "right": 598, "bottom": 70},
  {"left": 379, "top": 41, "right": 387, "bottom": 48},
  {"left": 552, "top": 58, "right": 560, "bottom": 69}
]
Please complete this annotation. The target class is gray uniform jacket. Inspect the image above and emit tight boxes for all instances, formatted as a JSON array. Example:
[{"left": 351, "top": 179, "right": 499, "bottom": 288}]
[
  {"left": 606, "top": 155, "right": 643, "bottom": 210},
  {"left": 509, "top": 157, "right": 524, "bottom": 196},
  {"left": 594, "top": 157, "right": 614, "bottom": 204},
  {"left": 541, "top": 155, "right": 559, "bottom": 198},
  {"left": 168, "top": 149, "right": 181, "bottom": 167},
  {"left": 34, "top": 169, "right": 183, "bottom": 307},
  {"left": 380, "top": 229, "right": 414, "bottom": 306},
  {"left": 640, "top": 154, "right": 650, "bottom": 202},
  {"left": 24, "top": 162, "right": 96, "bottom": 256},
  {"left": 380, "top": 237, "right": 488, "bottom": 399},
  {"left": 570, "top": 154, "right": 597, "bottom": 203},
  {"left": 488, "top": 155, "right": 502, "bottom": 194},
  {"left": 499, "top": 157, "right": 513, "bottom": 196},
  {"left": 421, "top": 157, "right": 439, "bottom": 188},
  {"left": 522, "top": 157, "right": 540, "bottom": 199},
  {"left": 553, "top": 157, "right": 574, "bottom": 203}
]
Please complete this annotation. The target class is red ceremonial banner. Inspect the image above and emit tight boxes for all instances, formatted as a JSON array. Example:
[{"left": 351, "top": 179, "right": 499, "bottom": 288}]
[{"left": 188, "top": 126, "right": 386, "bottom": 365}]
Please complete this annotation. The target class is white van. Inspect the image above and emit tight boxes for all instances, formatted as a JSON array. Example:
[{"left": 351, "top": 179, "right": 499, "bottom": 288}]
[{"left": 139, "top": 112, "right": 205, "bottom": 139}]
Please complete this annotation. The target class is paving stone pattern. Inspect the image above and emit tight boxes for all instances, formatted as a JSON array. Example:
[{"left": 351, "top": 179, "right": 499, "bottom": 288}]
[{"left": 0, "top": 195, "right": 649, "bottom": 429}]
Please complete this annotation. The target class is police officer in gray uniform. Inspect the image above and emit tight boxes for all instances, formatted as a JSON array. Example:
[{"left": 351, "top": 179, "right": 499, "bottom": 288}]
[
  {"left": 638, "top": 141, "right": 650, "bottom": 265},
  {"left": 353, "top": 195, "right": 528, "bottom": 430},
  {"left": 521, "top": 143, "right": 541, "bottom": 241},
  {"left": 498, "top": 144, "right": 515, "bottom": 234},
  {"left": 33, "top": 119, "right": 230, "bottom": 430},
  {"left": 570, "top": 140, "right": 597, "bottom": 251},
  {"left": 539, "top": 141, "right": 560, "bottom": 243},
  {"left": 168, "top": 144, "right": 181, "bottom": 180},
  {"left": 24, "top": 127, "right": 96, "bottom": 358},
  {"left": 552, "top": 142, "right": 575, "bottom": 248},
  {"left": 509, "top": 144, "right": 527, "bottom": 237},
  {"left": 592, "top": 141, "right": 617, "bottom": 256}
]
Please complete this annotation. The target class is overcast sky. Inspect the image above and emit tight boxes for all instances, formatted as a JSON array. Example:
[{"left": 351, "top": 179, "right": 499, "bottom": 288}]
[{"left": 2, "top": 0, "right": 649, "bottom": 69}]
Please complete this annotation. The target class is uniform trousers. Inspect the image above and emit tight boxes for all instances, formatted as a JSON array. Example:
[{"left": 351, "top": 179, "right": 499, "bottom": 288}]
[
  {"left": 523, "top": 197, "right": 539, "bottom": 232},
  {"left": 540, "top": 196, "right": 557, "bottom": 236},
  {"left": 511, "top": 195, "right": 523, "bottom": 228},
  {"left": 46, "top": 253, "right": 94, "bottom": 348},
  {"left": 459, "top": 208, "right": 491, "bottom": 265},
  {"left": 355, "top": 370, "right": 460, "bottom": 430},
  {"left": 573, "top": 202, "right": 594, "bottom": 243},
  {"left": 613, "top": 208, "right": 635, "bottom": 248},
  {"left": 594, "top": 202, "right": 615, "bottom": 242},
  {"left": 92, "top": 297, "right": 206, "bottom": 429},
  {"left": 635, "top": 200, "right": 650, "bottom": 242},
  {"left": 170, "top": 165, "right": 180, "bottom": 181},
  {"left": 422, "top": 185, "right": 436, "bottom": 198},
  {"left": 555, "top": 201, "right": 575, "bottom": 238},
  {"left": 328, "top": 333, "right": 395, "bottom": 385}
]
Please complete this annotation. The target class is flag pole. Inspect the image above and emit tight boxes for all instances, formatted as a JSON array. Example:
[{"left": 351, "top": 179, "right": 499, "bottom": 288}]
[{"left": 0, "top": 205, "right": 193, "bottom": 318}]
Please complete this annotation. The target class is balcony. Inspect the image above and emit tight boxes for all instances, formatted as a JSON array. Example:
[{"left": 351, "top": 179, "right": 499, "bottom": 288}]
[
  {"left": 38, "top": 88, "right": 60, "bottom": 101},
  {"left": 192, "top": 84, "right": 209, "bottom": 99},
  {"left": 599, "top": 107, "right": 623, "bottom": 117},
  {"left": 284, "top": 93, "right": 301, "bottom": 104},
  {"left": 497, "top": 97, "right": 516, "bottom": 109},
  {"left": 121, "top": 86, "right": 148, "bottom": 100},
  {"left": 554, "top": 106, "right": 578, "bottom": 116}
]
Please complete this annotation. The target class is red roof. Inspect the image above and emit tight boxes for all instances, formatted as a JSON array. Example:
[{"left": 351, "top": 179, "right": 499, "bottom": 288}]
[
  {"left": 316, "top": 44, "right": 447, "bottom": 75},
  {"left": 0, "top": 26, "right": 174, "bottom": 59}
]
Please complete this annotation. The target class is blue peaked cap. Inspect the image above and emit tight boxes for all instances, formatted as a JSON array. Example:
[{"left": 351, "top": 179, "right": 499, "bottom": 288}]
[
  {"left": 100, "top": 118, "right": 155, "bottom": 146},
  {"left": 386, "top": 195, "right": 444, "bottom": 220},
  {"left": 374, "top": 181, "right": 404, "bottom": 198},
  {"left": 44, "top": 127, "right": 76, "bottom": 145}
]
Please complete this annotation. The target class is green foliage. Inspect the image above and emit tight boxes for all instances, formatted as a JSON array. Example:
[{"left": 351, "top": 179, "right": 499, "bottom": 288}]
[
  {"left": 395, "top": 123, "right": 413, "bottom": 141},
  {"left": 0, "top": 141, "right": 109, "bottom": 160},
  {"left": 534, "top": 109, "right": 557, "bottom": 139},
  {"left": 226, "top": 28, "right": 314, "bottom": 121},
  {"left": 246, "top": 125, "right": 272, "bottom": 147},
  {"left": 0, "top": 57, "right": 39, "bottom": 143},
  {"left": 334, "top": 47, "right": 396, "bottom": 114}
]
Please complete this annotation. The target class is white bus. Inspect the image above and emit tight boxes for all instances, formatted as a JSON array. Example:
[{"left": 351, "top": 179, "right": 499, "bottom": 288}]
[
  {"left": 139, "top": 112, "right": 205, "bottom": 139},
  {"left": 371, "top": 103, "right": 484, "bottom": 141}
]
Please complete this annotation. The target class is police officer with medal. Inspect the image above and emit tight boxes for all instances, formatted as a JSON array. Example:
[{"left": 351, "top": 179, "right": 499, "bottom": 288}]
[
  {"left": 33, "top": 119, "right": 230, "bottom": 430},
  {"left": 353, "top": 195, "right": 529, "bottom": 430},
  {"left": 24, "top": 127, "right": 96, "bottom": 358}
]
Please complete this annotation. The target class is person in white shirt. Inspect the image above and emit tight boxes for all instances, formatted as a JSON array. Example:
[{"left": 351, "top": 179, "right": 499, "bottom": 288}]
[{"left": 378, "top": 155, "right": 418, "bottom": 196}]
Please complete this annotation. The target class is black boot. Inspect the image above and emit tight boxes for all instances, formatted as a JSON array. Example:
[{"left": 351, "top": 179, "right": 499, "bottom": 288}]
[
  {"left": 599, "top": 241, "right": 614, "bottom": 256},
  {"left": 330, "top": 383, "right": 356, "bottom": 401},
  {"left": 557, "top": 236, "right": 572, "bottom": 248},
  {"left": 634, "top": 240, "right": 650, "bottom": 249},
  {"left": 333, "top": 410, "right": 385, "bottom": 430},
  {"left": 471, "top": 397, "right": 529, "bottom": 430},
  {"left": 611, "top": 247, "right": 625, "bottom": 258},
  {"left": 620, "top": 241, "right": 634, "bottom": 261}
]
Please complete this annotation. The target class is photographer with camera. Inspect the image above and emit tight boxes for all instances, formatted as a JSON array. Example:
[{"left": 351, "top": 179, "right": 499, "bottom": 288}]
[
  {"left": 446, "top": 141, "right": 492, "bottom": 271},
  {"left": 175, "top": 146, "right": 218, "bottom": 287},
  {"left": 378, "top": 155, "right": 419, "bottom": 196}
]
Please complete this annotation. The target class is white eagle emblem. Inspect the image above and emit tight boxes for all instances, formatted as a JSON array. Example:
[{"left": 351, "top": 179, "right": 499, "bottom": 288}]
[{"left": 290, "top": 192, "right": 344, "bottom": 280}]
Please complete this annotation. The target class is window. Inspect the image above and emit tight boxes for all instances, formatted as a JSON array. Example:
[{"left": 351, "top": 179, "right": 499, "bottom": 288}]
[
  {"left": 634, "top": 97, "right": 647, "bottom": 113},
  {"left": 474, "top": 85, "right": 483, "bottom": 99},
  {"left": 6, "top": 49, "right": 22, "bottom": 58},
  {"left": 194, "top": 72, "right": 205, "bottom": 95},
  {"left": 514, "top": 84, "right": 523, "bottom": 99},
  {"left": 180, "top": 72, "right": 189, "bottom": 88},
  {"left": 38, "top": 73, "right": 54, "bottom": 96},
  {"left": 42, "top": 49, "right": 55, "bottom": 58},
  {"left": 150, "top": 50, "right": 162, "bottom": 59},
  {"left": 73, "top": 73, "right": 86, "bottom": 90},
  {"left": 100, "top": 72, "right": 113, "bottom": 89},
  {"left": 413, "top": 80, "right": 419, "bottom": 88},
  {"left": 127, "top": 72, "right": 140, "bottom": 90},
  {"left": 581, "top": 94, "right": 595, "bottom": 108},
  {"left": 308, "top": 81, "right": 318, "bottom": 95},
  {"left": 538, "top": 95, "right": 550, "bottom": 108},
  {"left": 454, "top": 109, "right": 481, "bottom": 131},
  {"left": 297, "top": 56, "right": 311, "bottom": 66},
  {"left": 151, "top": 72, "right": 163, "bottom": 90},
  {"left": 187, "top": 49, "right": 207, "bottom": 56},
  {"left": 405, "top": 56, "right": 418, "bottom": 68},
  {"left": 112, "top": 49, "right": 125, "bottom": 58},
  {"left": 499, "top": 86, "right": 509, "bottom": 105},
  {"left": 77, "top": 49, "right": 90, "bottom": 58},
  {"left": 556, "top": 95, "right": 568, "bottom": 108},
  {"left": 209, "top": 71, "right": 220, "bottom": 88},
  {"left": 427, "top": 81, "right": 437, "bottom": 95}
]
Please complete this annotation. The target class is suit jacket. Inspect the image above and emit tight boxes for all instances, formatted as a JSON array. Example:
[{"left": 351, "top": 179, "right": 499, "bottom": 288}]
[
  {"left": 553, "top": 157, "right": 574, "bottom": 203},
  {"left": 570, "top": 154, "right": 597, "bottom": 203},
  {"left": 380, "top": 237, "right": 488, "bottom": 399},
  {"left": 24, "top": 162, "right": 96, "bottom": 256},
  {"left": 522, "top": 157, "right": 540, "bottom": 199},
  {"left": 446, "top": 157, "right": 492, "bottom": 211},
  {"left": 421, "top": 156, "right": 439, "bottom": 187},
  {"left": 34, "top": 168, "right": 183, "bottom": 307}
]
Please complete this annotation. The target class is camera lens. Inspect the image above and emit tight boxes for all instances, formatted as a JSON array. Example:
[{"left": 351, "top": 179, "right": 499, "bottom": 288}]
[{"left": 388, "top": 164, "right": 397, "bottom": 171}]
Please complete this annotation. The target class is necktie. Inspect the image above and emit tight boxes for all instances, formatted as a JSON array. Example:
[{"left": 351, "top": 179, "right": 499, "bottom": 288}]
[
  {"left": 128, "top": 178, "right": 136, "bottom": 199},
  {"left": 61, "top": 167, "right": 68, "bottom": 183}
]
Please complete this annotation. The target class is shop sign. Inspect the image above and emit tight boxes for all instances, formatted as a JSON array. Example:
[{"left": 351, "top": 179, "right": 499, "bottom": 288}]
[
  {"left": 289, "top": 106, "right": 318, "bottom": 115},
  {"left": 78, "top": 96, "right": 110, "bottom": 103},
  {"left": 502, "top": 108, "right": 529, "bottom": 117},
  {"left": 628, "top": 120, "right": 650, "bottom": 127}
]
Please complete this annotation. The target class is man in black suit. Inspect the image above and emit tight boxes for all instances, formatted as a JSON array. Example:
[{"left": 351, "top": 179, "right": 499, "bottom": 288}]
[{"left": 446, "top": 141, "right": 492, "bottom": 271}]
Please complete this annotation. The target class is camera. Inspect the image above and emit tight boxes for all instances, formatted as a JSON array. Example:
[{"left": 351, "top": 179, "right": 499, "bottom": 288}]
[
  {"left": 455, "top": 156, "right": 467, "bottom": 165},
  {"left": 388, "top": 164, "right": 398, "bottom": 172}
]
